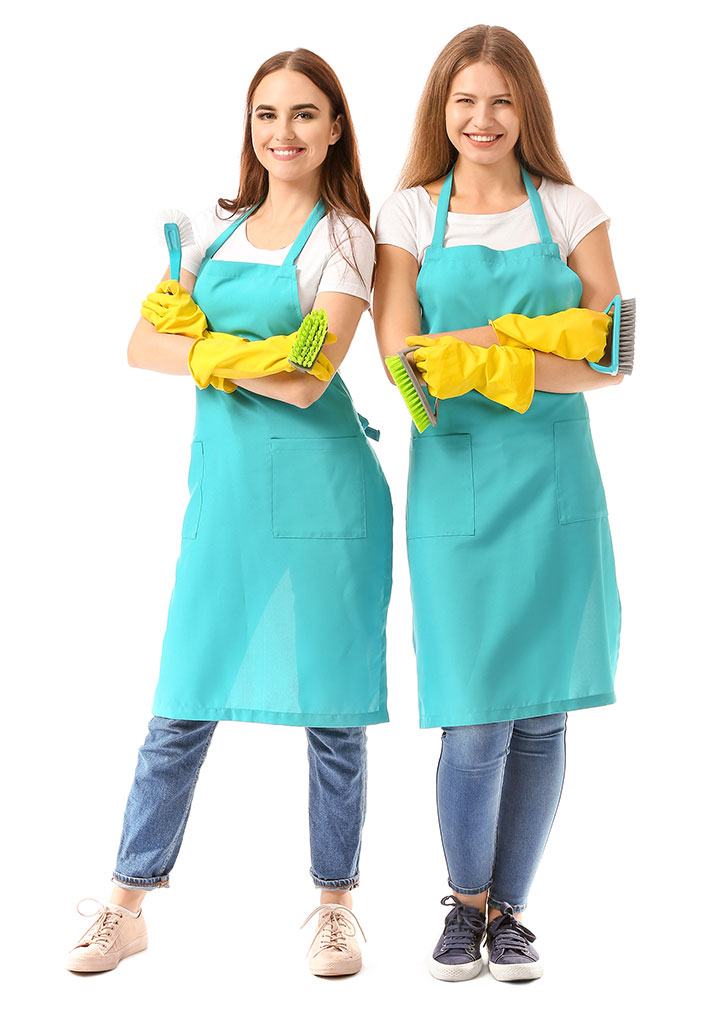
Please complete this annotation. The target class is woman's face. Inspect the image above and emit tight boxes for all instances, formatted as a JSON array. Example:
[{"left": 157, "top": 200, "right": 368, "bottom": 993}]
[
  {"left": 251, "top": 69, "right": 342, "bottom": 184},
  {"left": 445, "top": 61, "right": 520, "bottom": 166}
]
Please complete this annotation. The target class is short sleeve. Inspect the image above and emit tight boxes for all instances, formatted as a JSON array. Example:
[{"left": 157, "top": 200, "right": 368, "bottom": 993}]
[
  {"left": 375, "top": 191, "right": 419, "bottom": 260},
  {"left": 564, "top": 186, "right": 610, "bottom": 255},
  {"left": 316, "top": 215, "right": 375, "bottom": 303}
]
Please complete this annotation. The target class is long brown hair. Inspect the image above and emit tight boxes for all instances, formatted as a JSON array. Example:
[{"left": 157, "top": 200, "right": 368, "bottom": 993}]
[
  {"left": 218, "top": 48, "right": 372, "bottom": 273},
  {"left": 399, "top": 26, "right": 573, "bottom": 189}
]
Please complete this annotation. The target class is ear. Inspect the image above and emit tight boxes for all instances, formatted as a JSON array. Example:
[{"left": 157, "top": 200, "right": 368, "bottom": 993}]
[{"left": 329, "top": 114, "right": 343, "bottom": 146}]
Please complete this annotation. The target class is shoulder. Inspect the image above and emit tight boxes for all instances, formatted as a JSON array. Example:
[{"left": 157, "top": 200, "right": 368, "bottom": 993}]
[
  {"left": 190, "top": 205, "right": 241, "bottom": 251},
  {"left": 376, "top": 187, "right": 432, "bottom": 235},
  {"left": 325, "top": 210, "right": 374, "bottom": 246},
  {"left": 540, "top": 179, "right": 606, "bottom": 220}
]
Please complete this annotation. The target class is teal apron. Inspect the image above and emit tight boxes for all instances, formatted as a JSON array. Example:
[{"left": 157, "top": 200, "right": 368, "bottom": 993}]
[
  {"left": 152, "top": 201, "right": 393, "bottom": 726},
  {"left": 409, "top": 166, "right": 621, "bottom": 728}
]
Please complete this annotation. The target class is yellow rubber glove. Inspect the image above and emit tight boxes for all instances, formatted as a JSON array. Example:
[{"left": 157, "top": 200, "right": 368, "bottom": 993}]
[
  {"left": 409, "top": 335, "right": 535, "bottom": 413},
  {"left": 141, "top": 280, "right": 209, "bottom": 341},
  {"left": 490, "top": 308, "right": 610, "bottom": 363},
  {"left": 140, "top": 284, "right": 336, "bottom": 389},
  {"left": 188, "top": 331, "right": 336, "bottom": 391}
]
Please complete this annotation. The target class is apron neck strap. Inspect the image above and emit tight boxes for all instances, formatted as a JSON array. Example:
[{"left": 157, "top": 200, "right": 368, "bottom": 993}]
[
  {"left": 521, "top": 167, "right": 552, "bottom": 244},
  {"left": 431, "top": 164, "right": 553, "bottom": 248},
  {"left": 282, "top": 199, "right": 326, "bottom": 265},
  {"left": 204, "top": 204, "right": 260, "bottom": 260},
  {"left": 203, "top": 198, "right": 325, "bottom": 263},
  {"left": 430, "top": 166, "right": 455, "bottom": 250}
]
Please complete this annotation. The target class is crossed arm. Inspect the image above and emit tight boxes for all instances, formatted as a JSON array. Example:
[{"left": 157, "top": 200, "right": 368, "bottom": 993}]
[
  {"left": 372, "top": 222, "right": 624, "bottom": 392},
  {"left": 127, "top": 267, "right": 367, "bottom": 408}
]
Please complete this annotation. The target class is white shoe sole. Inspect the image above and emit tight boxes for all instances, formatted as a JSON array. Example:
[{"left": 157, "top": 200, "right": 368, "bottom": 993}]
[
  {"left": 488, "top": 958, "right": 543, "bottom": 981},
  {"left": 309, "top": 952, "right": 362, "bottom": 976},
  {"left": 429, "top": 955, "right": 484, "bottom": 981},
  {"left": 64, "top": 934, "right": 148, "bottom": 973}
]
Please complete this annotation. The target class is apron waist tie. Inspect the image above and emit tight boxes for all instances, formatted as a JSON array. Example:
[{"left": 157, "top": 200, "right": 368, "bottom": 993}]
[{"left": 357, "top": 413, "right": 380, "bottom": 442}]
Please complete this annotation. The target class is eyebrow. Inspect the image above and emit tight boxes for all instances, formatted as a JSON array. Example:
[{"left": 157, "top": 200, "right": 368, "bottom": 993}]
[
  {"left": 451, "top": 91, "right": 512, "bottom": 99},
  {"left": 254, "top": 103, "right": 320, "bottom": 111}
]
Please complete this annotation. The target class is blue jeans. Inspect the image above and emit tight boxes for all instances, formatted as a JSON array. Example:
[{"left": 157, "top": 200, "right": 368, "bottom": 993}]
[
  {"left": 113, "top": 717, "right": 367, "bottom": 891},
  {"left": 436, "top": 712, "right": 567, "bottom": 912}
]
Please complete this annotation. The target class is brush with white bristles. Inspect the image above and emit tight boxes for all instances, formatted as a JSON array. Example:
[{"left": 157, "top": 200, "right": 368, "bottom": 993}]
[{"left": 156, "top": 209, "right": 195, "bottom": 282}]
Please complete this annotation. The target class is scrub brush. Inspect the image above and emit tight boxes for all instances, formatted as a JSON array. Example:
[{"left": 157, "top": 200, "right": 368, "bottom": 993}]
[
  {"left": 156, "top": 209, "right": 196, "bottom": 282},
  {"left": 589, "top": 296, "right": 636, "bottom": 376},
  {"left": 288, "top": 309, "right": 329, "bottom": 372},
  {"left": 385, "top": 347, "right": 438, "bottom": 433}
]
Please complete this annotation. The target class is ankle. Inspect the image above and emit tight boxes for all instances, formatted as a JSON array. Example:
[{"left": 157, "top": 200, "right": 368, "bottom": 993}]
[
  {"left": 320, "top": 888, "right": 353, "bottom": 910},
  {"left": 488, "top": 906, "right": 523, "bottom": 923},
  {"left": 452, "top": 890, "right": 487, "bottom": 916},
  {"left": 109, "top": 885, "right": 147, "bottom": 913}
]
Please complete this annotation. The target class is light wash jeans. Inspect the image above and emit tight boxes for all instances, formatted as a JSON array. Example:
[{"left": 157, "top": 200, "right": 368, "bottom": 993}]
[
  {"left": 113, "top": 717, "right": 367, "bottom": 891},
  {"left": 436, "top": 712, "right": 567, "bottom": 912}
]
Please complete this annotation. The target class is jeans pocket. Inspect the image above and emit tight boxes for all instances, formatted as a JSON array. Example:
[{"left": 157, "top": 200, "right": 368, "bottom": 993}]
[
  {"left": 271, "top": 436, "right": 367, "bottom": 538},
  {"left": 181, "top": 441, "right": 204, "bottom": 539},
  {"left": 407, "top": 434, "right": 475, "bottom": 538},
  {"left": 553, "top": 419, "right": 608, "bottom": 524}
]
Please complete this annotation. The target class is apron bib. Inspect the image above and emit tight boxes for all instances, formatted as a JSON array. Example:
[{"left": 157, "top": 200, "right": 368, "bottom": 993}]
[
  {"left": 153, "top": 202, "right": 393, "bottom": 726},
  {"left": 409, "top": 166, "right": 621, "bottom": 728}
]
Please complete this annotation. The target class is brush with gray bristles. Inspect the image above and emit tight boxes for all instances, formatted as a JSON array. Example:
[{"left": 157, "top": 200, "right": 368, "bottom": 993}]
[
  {"left": 589, "top": 296, "right": 636, "bottom": 376},
  {"left": 156, "top": 209, "right": 195, "bottom": 282}
]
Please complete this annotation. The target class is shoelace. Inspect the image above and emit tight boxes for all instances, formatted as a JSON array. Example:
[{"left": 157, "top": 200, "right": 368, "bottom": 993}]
[
  {"left": 75, "top": 899, "right": 122, "bottom": 949},
  {"left": 300, "top": 903, "right": 367, "bottom": 956},
  {"left": 485, "top": 910, "right": 537, "bottom": 955},
  {"left": 438, "top": 895, "right": 486, "bottom": 955}
]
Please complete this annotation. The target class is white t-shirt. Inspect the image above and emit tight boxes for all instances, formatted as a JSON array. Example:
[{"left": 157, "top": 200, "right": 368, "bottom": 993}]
[
  {"left": 375, "top": 178, "right": 609, "bottom": 266},
  {"left": 181, "top": 207, "right": 375, "bottom": 316}
]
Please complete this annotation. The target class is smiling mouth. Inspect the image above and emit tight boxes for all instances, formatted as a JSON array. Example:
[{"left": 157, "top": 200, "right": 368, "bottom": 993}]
[
  {"left": 270, "top": 147, "right": 305, "bottom": 158},
  {"left": 465, "top": 133, "right": 502, "bottom": 144}
]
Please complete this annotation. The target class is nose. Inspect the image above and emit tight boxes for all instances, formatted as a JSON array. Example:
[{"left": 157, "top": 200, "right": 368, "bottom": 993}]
[{"left": 274, "top": 115, "right": 296, "bottom": 143}]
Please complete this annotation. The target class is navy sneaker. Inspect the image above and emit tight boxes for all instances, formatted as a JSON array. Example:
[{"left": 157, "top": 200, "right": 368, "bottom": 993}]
[
  {"left": 429, "top": 895, "right": 486, "bottom": 981},
  {"left": 485, "top": 902, "right": 543, "bottom": 981}
]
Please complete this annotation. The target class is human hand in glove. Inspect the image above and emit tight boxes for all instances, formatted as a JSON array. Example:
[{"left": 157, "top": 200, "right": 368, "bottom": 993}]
[
  {"left": 189, "top": 327, "right": 337, "bottom": 391},
  {"left": 140, "top": 280, "right": 209, "bottom": 341},
  {"left": 409, "top": 334, "right": 535, "bottom": 413},
  {"left": 489, "top": 307, "right": 609, "bottom": 363}
]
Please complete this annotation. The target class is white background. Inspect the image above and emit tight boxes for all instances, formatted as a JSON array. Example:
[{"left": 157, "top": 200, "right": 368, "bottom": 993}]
[{"left": 2, "top": 0, "right": 717, "bottom": 1007}]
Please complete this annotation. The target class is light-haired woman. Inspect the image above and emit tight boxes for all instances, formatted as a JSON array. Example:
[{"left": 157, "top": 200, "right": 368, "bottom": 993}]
[{"left": 374, "top": 24, "right": 623, "bottom": 981}]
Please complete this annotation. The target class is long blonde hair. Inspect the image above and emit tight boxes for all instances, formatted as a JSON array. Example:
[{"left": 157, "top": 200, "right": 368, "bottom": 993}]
[{"left": 399, "top": 25, "right": 573, "bottom": 189}]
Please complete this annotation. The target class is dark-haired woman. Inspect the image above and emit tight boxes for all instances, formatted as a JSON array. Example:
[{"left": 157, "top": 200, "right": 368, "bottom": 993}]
[
  {"left": 374, "top": 25, "right": 623, "bottom": 981},
  {"left": 66, "top": 50, "right": 392, "bottom": 978}
]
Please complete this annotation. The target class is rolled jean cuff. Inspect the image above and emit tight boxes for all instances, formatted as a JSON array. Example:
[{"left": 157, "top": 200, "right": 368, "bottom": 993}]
[
  {"left": 448, "top": 877, "right": 492, "bottom": 897},
  {"left": 487, "top": 896, "right": 528, "bottom": 913},
  {"left": 112, "top": 872, "right": 170, "bottom": 891},
  {"left": 310, "top": 869, "right": 359, "bottom": 891}
]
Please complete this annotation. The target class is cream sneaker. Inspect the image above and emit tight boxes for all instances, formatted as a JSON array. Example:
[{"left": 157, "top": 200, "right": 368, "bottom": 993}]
[
  {"left": 301, "top": 903, "right": 366, "bottom": 976},
  {"left": 64, "top": 899, "right": 148, "bottom": 972}
]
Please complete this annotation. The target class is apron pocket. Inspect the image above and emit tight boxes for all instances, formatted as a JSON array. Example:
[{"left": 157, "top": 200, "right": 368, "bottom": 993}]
[
  {"left": 554, "top": 419, "right": 608, "bottom": 524},
  {"left": 271, "top": 436, "right": 367, "bottom": 538},
  {"left": 182, "top": 440, "right": 204, "bottom": 539},
  {"left": 407, "top": 434, "right": 475, "bottom": 538}
]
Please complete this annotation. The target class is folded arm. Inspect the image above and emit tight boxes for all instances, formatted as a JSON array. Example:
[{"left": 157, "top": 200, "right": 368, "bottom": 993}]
[
  {"left": 128, "top": 268, "right": 366, "bottom": 407},
  {"left": 373, "top": 225, "right": 624, "bottom": 393}
]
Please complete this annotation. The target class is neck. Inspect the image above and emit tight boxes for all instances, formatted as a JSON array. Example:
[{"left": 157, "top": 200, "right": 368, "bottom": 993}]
[
  {"left": 452, "top": 153, "right": 525, "bottom": 197},
  {"left": 261, "top": 173, "right": 322, "bottom": 222}
]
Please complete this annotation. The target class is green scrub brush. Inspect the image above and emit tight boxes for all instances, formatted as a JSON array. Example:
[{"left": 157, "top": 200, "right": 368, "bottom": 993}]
[
  {"left": 589, "top": 296, "right": 636, "bottom": 376},
  {"left": 385, "top": 347, "right": 438, "bottom": 433},
  {"left": 288, "top": 309, "right": 329, "bottom": 372},
  {"left": 157, "top": 209, "right": 196, "bottom": 282}
]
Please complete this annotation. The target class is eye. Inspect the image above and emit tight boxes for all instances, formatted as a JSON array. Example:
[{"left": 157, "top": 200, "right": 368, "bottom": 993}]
[
  {"left": 494, "top": 99, "right": 511, "bottom": 105},
  {"left": 256, "top": 111, "right": 275, "bottom": 120},
  {"left": 295, "top": 111, "right": 314, "bottom": 119}
]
